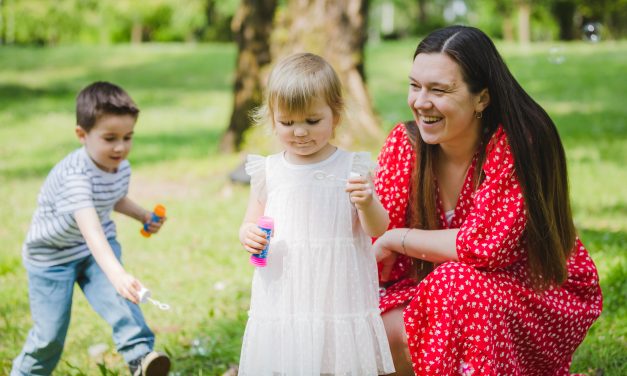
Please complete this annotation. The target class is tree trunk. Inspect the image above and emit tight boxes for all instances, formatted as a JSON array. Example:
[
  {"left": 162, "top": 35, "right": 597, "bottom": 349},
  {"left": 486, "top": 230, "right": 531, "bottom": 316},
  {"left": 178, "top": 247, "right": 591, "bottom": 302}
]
[
  {"left": 417, "top": 0, "right": 427, "bottom": 24},
  {"left": 275, "top": 0, "right": 382, "bottom": 148},
  {"left": 517, "top": 1, "right": 531, "bottom": 44},
  {"left": 220, "top": 0, "right": 277, "bottom": 152},
  {"left": 502, "top": 17, "right": 514, "bottom": 41},
  {"left": 495, "top": 0, "right": 514, "bottom": 42},
  {"left": 131, "top": 21, "right": 143, "bottom": 44},
  {"left": 0, "top": 0, "right": 4, "bottom": 45},
  {"left": 551, "top": 0, "right": 576, "bottom": 41}
]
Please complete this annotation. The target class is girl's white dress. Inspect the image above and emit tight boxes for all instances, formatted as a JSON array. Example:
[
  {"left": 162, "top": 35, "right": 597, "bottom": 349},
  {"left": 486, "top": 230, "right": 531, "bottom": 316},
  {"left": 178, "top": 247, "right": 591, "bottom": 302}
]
[{"left": 239, "top": 148, "right": 394, "bottom": 376}]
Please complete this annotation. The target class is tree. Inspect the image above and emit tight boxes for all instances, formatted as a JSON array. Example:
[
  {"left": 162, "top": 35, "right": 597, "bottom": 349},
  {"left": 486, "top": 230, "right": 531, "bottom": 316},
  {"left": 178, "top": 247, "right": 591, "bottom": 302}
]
[
  {"left": 516, "top": 0, "right": 532, "bottom": 44},
  {"left": 278, "top": 0, "right": 382, "bottom": 147},
  {"left": 551, "top": 0, "right": 577, "bottom": 40},
  {"left": 222, "top": 0, "right": 382, "bottom": 151},
  {"left": 219, "top": 0, "right": 277, "bottom": 152}
]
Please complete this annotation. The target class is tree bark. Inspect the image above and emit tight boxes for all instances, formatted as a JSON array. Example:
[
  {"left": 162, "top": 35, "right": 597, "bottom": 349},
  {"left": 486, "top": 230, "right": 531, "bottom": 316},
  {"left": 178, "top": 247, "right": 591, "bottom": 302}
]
[
  {"left": 274, "top": 0, "right": 382, "bottom": 147},
  {"left": 517, "top": 0, "right": 531, "bottom": 44},
  {"left": 551, "top": 0, "right": 576, "bottom": 41},
  {"left": 220, "top": 0, "right": 277, "bottom": 152},
  {"left": 417, "top": 0, "right": 427, "bottom": 24}
]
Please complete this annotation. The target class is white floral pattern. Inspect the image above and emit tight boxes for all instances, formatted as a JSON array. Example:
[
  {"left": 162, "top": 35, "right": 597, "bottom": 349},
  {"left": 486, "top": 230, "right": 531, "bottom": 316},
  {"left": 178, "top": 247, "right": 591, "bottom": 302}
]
[{"left": 374, "top": 123, "right": 603, "bottom": 375}]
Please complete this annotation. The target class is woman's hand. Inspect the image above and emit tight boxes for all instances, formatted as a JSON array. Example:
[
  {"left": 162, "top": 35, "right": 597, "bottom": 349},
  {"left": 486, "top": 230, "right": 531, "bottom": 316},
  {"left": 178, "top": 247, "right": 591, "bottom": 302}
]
[{"left": 373, "top": 230, "right": 401, "bottom": 282}]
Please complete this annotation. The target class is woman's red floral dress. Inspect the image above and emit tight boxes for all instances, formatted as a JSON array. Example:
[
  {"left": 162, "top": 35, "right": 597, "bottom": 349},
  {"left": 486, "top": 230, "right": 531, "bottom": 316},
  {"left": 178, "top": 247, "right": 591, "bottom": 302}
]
[{"left": 375, "top": 123, "right": 603, "bottom": 375}]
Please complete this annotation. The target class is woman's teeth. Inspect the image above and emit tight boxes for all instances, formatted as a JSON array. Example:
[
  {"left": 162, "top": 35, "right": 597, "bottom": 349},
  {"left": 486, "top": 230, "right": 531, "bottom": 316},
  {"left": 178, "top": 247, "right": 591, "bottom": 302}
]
[{"left": 422, "top": 116, "right": 441, "bottom": 124}]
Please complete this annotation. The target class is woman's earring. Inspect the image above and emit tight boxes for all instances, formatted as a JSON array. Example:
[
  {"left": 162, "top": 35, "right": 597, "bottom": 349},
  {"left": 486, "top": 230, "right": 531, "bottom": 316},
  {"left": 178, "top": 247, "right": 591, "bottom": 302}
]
[{"left": 475, "top": 111, "right": 483, "bottom": 119}]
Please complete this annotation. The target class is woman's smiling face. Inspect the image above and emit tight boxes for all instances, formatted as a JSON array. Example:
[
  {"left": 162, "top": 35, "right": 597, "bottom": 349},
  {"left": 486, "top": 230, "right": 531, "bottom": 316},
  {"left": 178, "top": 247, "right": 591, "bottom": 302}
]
[{"left": 407, "top": 52, "right": 488, "bottom": 149}]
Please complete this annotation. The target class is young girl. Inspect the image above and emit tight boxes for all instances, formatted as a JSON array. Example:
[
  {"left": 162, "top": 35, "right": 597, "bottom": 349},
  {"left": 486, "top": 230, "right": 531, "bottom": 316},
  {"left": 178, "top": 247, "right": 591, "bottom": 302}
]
[{"left": 238, "top": 53, "right": 394, "bottom": 376}]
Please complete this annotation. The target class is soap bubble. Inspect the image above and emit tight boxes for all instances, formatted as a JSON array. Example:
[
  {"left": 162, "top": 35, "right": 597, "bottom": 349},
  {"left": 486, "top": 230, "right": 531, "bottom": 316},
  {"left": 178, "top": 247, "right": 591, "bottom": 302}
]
[
  {"left": 582, "top": 22, "right": 601, "bottom": 43},
  {"left": 190, "top": 337, "right": 209, "bottom": 356},
  {"left": 213, "top": 281, "right": 227, "bottom": 291},
  {"left": 87, "top": 343, "right": 108, "bottom": 358},
  {"left": 548, "top": 46, "right": 565, "bottom": 64}
]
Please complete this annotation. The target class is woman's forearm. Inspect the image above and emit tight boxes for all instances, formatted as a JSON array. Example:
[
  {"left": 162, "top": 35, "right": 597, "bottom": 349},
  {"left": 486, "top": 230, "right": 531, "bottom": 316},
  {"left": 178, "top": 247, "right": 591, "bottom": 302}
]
[{"left": 389, "top": 227, "right": 459, "bottom": 263}]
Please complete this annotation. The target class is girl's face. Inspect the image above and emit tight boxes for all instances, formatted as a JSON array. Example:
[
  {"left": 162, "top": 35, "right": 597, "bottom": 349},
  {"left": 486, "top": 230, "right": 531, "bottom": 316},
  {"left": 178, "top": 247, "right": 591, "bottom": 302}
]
[
  {"left": 407, "top": 53, "right": 489, "bottom": 151},
  {"left": 76, "top": 113, "right": 136, "bottom": 173},
  {"left": 273, "top": 97, "right": 339, "bottom": 164}
]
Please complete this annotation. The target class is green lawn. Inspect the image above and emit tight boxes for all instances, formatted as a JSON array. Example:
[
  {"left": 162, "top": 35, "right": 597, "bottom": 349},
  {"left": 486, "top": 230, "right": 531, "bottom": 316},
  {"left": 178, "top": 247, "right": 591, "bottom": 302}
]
[{"left": 0, "top": 40, "right": 625, "bottom": 375}]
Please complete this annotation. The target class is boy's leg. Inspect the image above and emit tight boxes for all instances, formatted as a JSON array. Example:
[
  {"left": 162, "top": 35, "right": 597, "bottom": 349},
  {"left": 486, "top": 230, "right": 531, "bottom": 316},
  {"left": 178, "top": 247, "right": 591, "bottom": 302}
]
[
  {"left": 11, "top": 262, "right": 77, "bottom": 376},
  {"left": 78, "top": 238, "right": 155, "bottom": 365}
]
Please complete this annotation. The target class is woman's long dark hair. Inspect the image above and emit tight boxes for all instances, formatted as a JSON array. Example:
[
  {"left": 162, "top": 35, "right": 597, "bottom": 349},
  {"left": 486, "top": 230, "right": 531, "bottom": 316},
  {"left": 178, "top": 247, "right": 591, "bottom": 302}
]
[{"left": 408, "top": 25, "right": 575, "bottom": 290}]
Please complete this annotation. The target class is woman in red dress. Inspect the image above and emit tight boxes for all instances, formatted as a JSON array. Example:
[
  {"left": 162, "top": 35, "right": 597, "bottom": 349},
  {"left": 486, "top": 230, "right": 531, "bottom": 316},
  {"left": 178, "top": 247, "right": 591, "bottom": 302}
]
[{"left": 373, "top": 25, "right": 603, "bottom": 375}]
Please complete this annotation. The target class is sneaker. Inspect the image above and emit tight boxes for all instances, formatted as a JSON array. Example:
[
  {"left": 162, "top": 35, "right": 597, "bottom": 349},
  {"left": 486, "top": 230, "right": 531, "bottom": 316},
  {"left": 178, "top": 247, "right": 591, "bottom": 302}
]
[{"left": 132, "top": 351, "right": 171, "bottom": 376}]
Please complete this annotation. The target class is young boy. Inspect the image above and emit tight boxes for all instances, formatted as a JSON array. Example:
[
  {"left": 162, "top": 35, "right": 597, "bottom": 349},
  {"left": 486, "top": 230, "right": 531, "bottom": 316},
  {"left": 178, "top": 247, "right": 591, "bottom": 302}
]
[{"left": 11, "top": 82, "right": 171, "bottom": 376}]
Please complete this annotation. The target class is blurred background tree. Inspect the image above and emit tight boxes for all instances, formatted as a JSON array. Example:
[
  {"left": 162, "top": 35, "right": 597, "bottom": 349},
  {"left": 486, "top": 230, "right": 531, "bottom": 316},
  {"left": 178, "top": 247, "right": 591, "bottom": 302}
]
[
  {"left": 1, "top": 0, "right": 625, "bottom": 150},
  {"left": 220, "top": 0, "right": 276, "bottom": 152},
  {"left": 2, "top": 0, "right": 624, "bottom": 45}
]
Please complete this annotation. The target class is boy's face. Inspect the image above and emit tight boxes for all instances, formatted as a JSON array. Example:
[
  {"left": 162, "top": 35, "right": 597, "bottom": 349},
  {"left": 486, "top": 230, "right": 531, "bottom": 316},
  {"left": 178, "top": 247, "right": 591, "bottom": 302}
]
[{"left": 76, "top": 114, "right": 136, "bottom": 173}]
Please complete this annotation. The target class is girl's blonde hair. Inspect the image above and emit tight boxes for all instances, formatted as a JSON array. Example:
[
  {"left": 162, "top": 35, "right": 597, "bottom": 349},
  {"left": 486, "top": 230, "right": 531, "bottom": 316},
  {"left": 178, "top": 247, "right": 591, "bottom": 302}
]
[{"left": 252, "top": 52, "right": 344, "bottom": 127}]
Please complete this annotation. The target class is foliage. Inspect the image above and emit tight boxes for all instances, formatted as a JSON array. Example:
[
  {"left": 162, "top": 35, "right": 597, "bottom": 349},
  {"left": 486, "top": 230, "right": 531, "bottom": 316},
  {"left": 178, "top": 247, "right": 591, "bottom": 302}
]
[
  {"left": 2, "top": 0, "right": 627, "bottom": 45},
  {"left": 0, "top": 0, "right": 239, "bottom": 44},
  {"left": 0, "top": 40, "right": 626, "bottom": 375}
]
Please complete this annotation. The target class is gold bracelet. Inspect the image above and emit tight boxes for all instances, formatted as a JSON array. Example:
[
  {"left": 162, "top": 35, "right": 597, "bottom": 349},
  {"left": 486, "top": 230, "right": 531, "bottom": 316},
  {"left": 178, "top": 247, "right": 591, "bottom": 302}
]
[{"left": 400, "top": 228, "right": 412, "bottom": 255}]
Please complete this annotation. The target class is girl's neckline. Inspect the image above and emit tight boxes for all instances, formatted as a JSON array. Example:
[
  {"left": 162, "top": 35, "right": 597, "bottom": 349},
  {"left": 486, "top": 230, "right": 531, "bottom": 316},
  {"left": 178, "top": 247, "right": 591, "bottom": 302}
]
[{"left": 281, "top": 147, "right": 341, "bottom": 170}]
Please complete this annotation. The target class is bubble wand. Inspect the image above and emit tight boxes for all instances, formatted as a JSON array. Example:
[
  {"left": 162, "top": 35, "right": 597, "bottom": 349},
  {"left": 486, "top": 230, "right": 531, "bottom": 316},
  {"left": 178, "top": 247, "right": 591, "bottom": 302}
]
[{"left": 138, "top": 287, "right": 171, "bottom": 310}]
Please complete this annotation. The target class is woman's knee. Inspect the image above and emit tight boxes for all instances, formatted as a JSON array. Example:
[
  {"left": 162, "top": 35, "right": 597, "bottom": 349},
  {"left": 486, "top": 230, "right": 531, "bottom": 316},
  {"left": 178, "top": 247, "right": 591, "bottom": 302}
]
[
  {"left": 423, "top": 262, "right": 495, "bottom": 311},
  {"left": 428, "top": 262, "right": 490, "bottom": 289}
]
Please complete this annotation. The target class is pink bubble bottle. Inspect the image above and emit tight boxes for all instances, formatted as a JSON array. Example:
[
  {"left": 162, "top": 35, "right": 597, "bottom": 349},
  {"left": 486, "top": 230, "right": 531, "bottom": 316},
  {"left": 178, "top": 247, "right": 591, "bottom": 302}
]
[{"left": 250, "top": 216, "right": 274, "bottom": 267}]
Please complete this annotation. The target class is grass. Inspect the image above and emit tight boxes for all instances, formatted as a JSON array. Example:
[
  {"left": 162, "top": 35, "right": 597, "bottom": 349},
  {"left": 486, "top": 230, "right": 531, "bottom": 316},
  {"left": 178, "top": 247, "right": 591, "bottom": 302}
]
[{"left": 0, "top": 39, "right": 626, "bottom": 375}]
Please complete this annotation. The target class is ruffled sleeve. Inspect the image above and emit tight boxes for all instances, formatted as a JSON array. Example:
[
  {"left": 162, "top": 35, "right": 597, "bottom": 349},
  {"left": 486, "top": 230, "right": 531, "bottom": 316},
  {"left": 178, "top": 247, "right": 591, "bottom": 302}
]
[
  {"left": 456, "top": 127, "right": 527, "bottom": 270},
  {"left": 375, "top": 123, "right": 416, "bottom": 281},
  {"left": 245, "top": 154, "right": 267, "bottom": 202}
]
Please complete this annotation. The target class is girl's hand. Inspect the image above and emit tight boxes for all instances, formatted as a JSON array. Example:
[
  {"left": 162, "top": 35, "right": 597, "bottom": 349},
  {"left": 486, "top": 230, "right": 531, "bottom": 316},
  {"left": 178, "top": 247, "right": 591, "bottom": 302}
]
[
  {"left": 241, "top": 223, "right": 269, "bottom": 254},
  {"left": 373, "top": 231, "right": 400, "bottom": 282},
  {"left": 142, "top": 211, "right": 166, "bottom": 235},
  {"left": 345, "top": 174, "right": 374, "bottom": 211},
  {"left": 110, "top": 271, "right": 142, "bottom": 304}
]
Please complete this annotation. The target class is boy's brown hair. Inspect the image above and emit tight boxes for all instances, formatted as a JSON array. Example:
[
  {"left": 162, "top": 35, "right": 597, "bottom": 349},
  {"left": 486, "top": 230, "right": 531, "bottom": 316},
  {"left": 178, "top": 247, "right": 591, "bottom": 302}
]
[{"left": 76, "top": 81, "right": 139, "bottom": 131}]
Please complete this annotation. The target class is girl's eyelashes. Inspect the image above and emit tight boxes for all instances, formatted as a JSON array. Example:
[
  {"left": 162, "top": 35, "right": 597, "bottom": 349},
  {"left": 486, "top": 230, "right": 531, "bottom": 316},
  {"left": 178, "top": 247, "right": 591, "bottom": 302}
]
[{"left": 278, "top": 119, "right": 320, "bottom": 125}]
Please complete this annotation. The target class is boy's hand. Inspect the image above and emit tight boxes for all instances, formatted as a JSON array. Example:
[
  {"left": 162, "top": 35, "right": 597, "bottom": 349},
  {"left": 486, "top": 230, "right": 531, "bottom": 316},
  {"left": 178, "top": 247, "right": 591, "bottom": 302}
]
[
  {"left": 142, "top": 211, "right": 166, "bottom": 235},
  {"left": 110, "top": 271, "right": 142, "bottom": 304},
  {"left": 240, "top": 223, "right": 269, "bottom": 255},
  {"left": 345, "top": 174, "right": 374, "bottom": 211}
]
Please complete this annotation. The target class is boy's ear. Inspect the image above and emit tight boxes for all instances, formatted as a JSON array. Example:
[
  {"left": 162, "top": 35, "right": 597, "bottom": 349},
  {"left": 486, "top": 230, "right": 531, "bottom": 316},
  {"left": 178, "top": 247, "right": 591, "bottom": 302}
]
[{"left": 75, "top": 126, "right": 87, "bottom": 144}]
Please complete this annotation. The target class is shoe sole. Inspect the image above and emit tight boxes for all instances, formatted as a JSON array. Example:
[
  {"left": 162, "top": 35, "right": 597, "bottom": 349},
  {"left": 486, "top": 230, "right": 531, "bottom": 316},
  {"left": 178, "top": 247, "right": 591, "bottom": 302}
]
[{"left": 143, "top": 352, "right": 171, "bottom": 376}]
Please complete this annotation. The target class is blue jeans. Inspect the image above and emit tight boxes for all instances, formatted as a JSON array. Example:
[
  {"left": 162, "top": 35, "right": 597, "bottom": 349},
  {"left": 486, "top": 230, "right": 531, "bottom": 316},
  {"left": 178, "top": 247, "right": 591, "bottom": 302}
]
[{"left": 11, "top": 238, "right": 154, "bottom": 376}]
